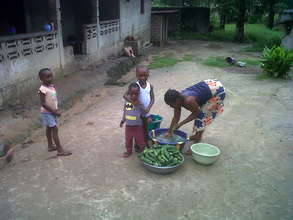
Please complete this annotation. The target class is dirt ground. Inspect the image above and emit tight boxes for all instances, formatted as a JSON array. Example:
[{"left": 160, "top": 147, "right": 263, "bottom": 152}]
[{"left": 0, "top": 40, "right": 293, "bottom": 220}]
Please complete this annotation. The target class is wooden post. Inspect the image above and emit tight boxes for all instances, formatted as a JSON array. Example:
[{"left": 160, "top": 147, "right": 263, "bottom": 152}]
[{"left": 55, "top": 0, "right": 65, "bottom": 68}]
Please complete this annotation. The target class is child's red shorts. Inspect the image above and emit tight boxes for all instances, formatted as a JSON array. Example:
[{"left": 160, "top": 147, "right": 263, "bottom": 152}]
[{"left": 125, "top": 125, "right": 146, "bottom": 153}]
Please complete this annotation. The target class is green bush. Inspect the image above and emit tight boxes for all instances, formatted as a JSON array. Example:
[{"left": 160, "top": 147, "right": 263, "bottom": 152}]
[{"left": 260, "top": 46, "right": 293, "bottom": 78}]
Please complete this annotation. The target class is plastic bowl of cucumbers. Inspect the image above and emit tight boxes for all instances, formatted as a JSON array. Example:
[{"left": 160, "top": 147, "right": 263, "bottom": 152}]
[{"left": 138, "top": 144, "right": 185, "bottom": 174}]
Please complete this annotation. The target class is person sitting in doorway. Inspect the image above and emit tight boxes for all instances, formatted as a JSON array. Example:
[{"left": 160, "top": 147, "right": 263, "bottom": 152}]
[{"left": 123, "top": 46, "right": 135, "bottom": 57}]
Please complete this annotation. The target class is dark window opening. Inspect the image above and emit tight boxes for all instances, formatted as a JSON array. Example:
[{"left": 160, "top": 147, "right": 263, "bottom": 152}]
[
  {"left": 140, "top": 0, "right": 145, "bottom": 14},
  {"left": 99, "top": 0, "right": 120, "bottom": 21},
  {"left": 60, "top": 0, "right": 93, "bottom": 54},
  {"left": 0, "top": 0, "right": 26, "bottom": 36}
]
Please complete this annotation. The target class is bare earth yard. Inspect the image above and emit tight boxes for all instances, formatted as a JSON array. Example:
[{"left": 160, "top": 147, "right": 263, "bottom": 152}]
[{"left": 0, "top": 41, "right": 292, "bottom": 220}]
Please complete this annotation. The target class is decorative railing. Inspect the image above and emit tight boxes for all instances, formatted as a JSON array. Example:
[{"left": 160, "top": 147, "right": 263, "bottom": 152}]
[
  {"left": 0, "top": 31, "right": 58, "bottom": 63},
  {"left": 100, "top": 19, "right": 120, "bottom": 36},
  {"left": 84, "top": 24, "right": 97, "bottom": 40},
  {"left": 83, "top": 24, "right": 98, "bottom": 54}
]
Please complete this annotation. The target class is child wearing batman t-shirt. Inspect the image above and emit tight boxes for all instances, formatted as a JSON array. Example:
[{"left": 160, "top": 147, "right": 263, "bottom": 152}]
[{"left": 120, "top": 83, "right": 147, "bottom": 158}]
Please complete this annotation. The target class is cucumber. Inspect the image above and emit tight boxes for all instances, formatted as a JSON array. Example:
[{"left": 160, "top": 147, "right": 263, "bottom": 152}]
[
  {"left": 166, "top": 146, "right": 177, "bottom": 151},
  {"left": 143, "top": 158, "right": 154, "bottom": 165},
  {"left": 161, "top": 153, "right": 169, "bottom": 162},
  {"left": 148, "top": 151, "right": 156, "bottom": 158},
  {"left": 169, "top": 161, "right": 178, "bottom": 166},
  {"left": 158, "top": 156, "right": 166, "bottom": 164},
  {"left": 163, "top": 147, "right": 171, "bottom": 160},
  {"left": 145, "top": 153, "right": 157, "bottom": 163}
]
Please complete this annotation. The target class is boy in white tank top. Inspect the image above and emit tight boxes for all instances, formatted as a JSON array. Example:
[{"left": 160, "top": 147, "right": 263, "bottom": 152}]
[{"left": 123, "top": 65, "right": 155, "bottom": 145}]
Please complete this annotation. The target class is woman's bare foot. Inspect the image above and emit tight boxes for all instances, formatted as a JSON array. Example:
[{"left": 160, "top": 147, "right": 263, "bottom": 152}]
[
  {"left": 189, "top": 130, "right": 204, "bottom": 143},
  {"left": 187, "top": 131, "right": 204, "bottom": 155}
]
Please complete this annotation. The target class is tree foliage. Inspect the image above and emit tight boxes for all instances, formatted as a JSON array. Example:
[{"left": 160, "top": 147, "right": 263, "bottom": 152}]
[{"left": 152, "top": 0, "right": 291, "bottom": 42}]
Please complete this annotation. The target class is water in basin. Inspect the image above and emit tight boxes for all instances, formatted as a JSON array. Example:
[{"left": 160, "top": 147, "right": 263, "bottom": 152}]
[{"left": 156, "top": 133, "right": 185, "bottom": 143}]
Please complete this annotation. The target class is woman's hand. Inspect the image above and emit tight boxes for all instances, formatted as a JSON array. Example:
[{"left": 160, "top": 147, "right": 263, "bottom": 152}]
[
  {"left": 174, "top": 122, "right": 182, "bottom": 130},
  {"left": 145, "top": 106, "right": 151, "bottom": 113},
  {"left": 165, "top": 122, "right": 182, "bottom": 138},
  {"left": 164, "top": 130, "right": 173, "bottom": 138}
]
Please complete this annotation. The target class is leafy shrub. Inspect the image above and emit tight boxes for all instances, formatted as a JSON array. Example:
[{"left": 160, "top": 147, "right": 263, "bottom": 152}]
[{"left": 260, "top": 46, "right": 293, "bottom": 78}]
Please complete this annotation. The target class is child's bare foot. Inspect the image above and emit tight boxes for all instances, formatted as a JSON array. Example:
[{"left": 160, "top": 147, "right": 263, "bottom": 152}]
[
  {"left": 134, "top": 144, "right": 140, "bottom": 153},
  {"left": 48, "top": 145, "right": 57, "bottom": 152},
  {"left": 57, "top": 151, "right": 72, "bottom": 156},
  {"left": 122, "top": 152, "right": 132, "bottom": 158}
]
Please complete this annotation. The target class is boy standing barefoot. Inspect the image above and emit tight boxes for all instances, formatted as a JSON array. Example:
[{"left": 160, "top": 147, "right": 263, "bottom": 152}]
[{"left": 124, "top": 65, "right": 155, "bottom": 147}]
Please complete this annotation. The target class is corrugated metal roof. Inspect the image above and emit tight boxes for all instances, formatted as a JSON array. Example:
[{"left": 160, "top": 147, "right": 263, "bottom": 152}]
[{"left": 283, "top": 9, "right": 293, "bottom": 14}]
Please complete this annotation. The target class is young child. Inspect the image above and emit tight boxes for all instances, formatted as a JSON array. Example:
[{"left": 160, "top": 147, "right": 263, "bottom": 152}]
[
  {"left": 123, "top": 65, "right": 155, "bottom": 141},
  {"left": 120, "top": 83, "right": 147, "bottom": 158},
  {"left": 38, "top": 68, "right": 72, "bottom": 156}
]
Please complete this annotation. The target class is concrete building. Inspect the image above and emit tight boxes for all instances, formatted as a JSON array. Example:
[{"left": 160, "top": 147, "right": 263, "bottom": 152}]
[
  {"left": 278, "top": 9, "right": 293, "bottom": 50},
  {"left": 0, "top": 0, "right": 151, "bottom": 107}
]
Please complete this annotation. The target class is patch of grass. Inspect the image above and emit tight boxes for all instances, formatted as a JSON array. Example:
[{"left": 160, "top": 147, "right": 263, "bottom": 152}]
[
  {"left": 256, "top": 73, "right": 271, "bottom": 80},
  {"left": 173, "top": 24, "right": 283, "bottom": 52},
  {"left": 148, "top": 56, "right": 179, "bottom": 69},
  {"left": 181, "top": 54, "right": 193, "bottom": 62},
  {"left": 201, "top": 56, "right": 230, "bottom": 67},
  {"left": 241, "top": 58, "right": 261, "bottom": 66},
  {"left": 255, "top": 72, "right": 291, "bottom": 81},
  {"left": 243, "top": 45, "right": 264, "bottom": 52},
  {"left": 201, "top": 56, "right": 260, "bottom": 68},
  {"left": 244, "top": 24, "right": 282, "bottom": 50}
]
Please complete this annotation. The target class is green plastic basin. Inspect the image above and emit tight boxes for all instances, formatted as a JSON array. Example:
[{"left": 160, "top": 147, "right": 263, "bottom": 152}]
[
  {"left": 190, "top": 143, "right": 220, "bottom": 165},
  {"left": 147, "top": 114, "right": 163, "bottom": 131}
]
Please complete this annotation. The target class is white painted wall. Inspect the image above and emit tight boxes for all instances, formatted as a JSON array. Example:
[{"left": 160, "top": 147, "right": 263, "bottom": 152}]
[
  {"left": 0, "top": 32, "right": 62, "bottom": 105},
  {"left": 98, "top": 0, "right": 151, "bottom": 57},
  {"left": 0, "top": 0, "right": 152, "bottom": 106},
  {"left": 120, "top": 0, "right": 151, "bottom": 44},
  {"left": 282, "top": 28, "right": 293, "bottom": 50}
]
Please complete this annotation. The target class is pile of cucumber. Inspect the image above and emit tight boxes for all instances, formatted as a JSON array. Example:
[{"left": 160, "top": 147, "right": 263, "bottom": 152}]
[{"left": 138, "top": 145, "right": 184, "bottom": 167}]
